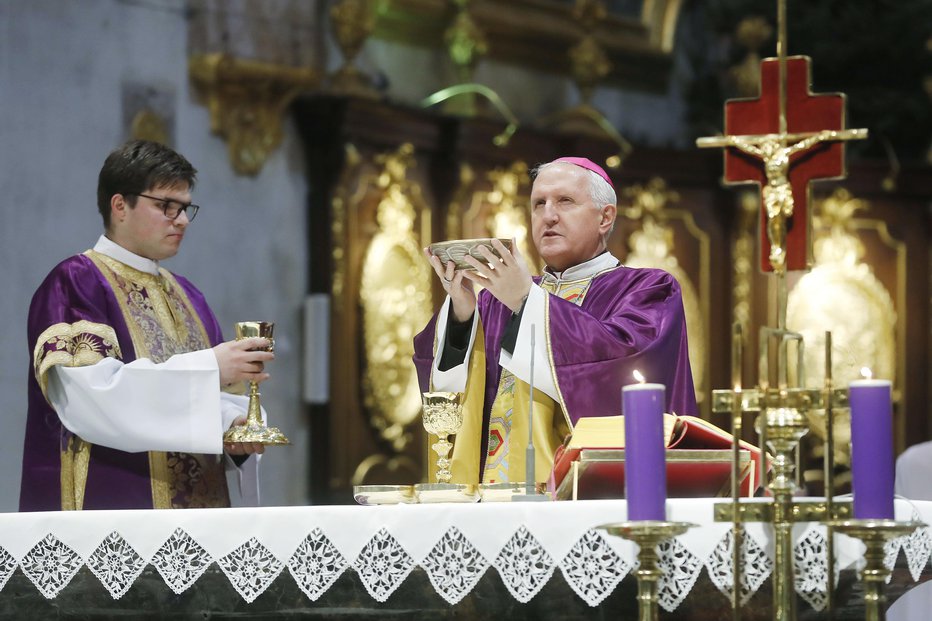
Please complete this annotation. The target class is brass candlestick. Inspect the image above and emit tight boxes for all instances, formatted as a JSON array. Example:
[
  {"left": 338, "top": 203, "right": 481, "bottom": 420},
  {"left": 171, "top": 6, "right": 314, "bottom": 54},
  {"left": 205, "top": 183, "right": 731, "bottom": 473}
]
[
  {"left": 831, "top": 519, "right": 925, "bottom": 621},
  {"left": 421, "top": 391, "right": 464, "bottom": 483},
  {"left": 599, "top": 521, "right": 696, "bottom": 621},
  {"left": 223, "top": 321, "right": 290, "bottom": 445}
]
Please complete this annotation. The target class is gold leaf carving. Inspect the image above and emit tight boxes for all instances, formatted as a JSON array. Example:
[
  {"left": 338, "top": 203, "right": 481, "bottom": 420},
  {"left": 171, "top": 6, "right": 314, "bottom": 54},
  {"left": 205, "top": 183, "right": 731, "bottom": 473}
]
[
  {"left": 189, "top": 54, "right": 317, "bottom": 176},
  {"left": 622, "top": 178, "right": 708, "bottom": 406},
  {"left": 359, "top": 144, "right": 433, "bottom": 451}
]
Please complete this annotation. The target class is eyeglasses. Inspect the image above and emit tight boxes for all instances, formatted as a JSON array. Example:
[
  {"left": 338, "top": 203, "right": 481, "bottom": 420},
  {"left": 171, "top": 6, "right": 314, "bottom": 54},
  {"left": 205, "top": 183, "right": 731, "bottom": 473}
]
[{"left": 131, "top": 193, "right": 200, "bottom": 222}]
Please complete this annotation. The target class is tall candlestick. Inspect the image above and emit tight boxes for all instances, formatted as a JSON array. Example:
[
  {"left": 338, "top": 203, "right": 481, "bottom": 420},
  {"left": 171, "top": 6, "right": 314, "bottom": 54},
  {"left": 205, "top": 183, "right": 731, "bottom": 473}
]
[
  {"left": 849, "top": 378, "right": 894, "bottom": 519},
  {"left": 623, "top": 382, "right": 667, "bottom": 521}
]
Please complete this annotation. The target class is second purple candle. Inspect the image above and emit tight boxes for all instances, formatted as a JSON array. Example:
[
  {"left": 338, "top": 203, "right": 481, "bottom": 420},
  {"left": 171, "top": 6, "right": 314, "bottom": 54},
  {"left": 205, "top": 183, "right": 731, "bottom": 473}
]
[{"left": 623, "top": 382, "right": 667, "bottom": 521}]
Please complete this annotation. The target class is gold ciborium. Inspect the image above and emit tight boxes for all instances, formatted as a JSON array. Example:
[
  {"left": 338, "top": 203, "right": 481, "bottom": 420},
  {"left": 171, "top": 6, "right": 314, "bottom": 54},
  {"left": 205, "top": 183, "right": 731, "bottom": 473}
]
[
  {"left": 222, "top": 321, "right": 290, "bottom": 445},
  {"left": 421, "top": 392, "right": 464, "bottom": 483}
]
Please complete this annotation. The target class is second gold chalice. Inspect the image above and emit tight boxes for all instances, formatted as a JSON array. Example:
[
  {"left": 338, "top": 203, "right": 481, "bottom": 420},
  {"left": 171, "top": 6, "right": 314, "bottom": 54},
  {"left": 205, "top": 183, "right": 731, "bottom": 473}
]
[
  {"left": 416, "top": 391, "right": 477, "bottom": 503},
  {"left": 421, "top": 391, "right": 464, "bottom": 483},
  {"left": 222, "top": 321, "right": 290, "bottom": 445}
]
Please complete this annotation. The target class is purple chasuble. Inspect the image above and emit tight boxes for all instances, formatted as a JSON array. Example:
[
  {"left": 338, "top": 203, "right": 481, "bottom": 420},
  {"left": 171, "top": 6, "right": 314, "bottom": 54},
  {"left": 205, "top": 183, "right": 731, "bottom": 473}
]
[
  {"left": 413, "top": 265, "right": 697, "bottom": 474},
  {"left": 21, "top": 253, "right": 225, "bottom": 511}
]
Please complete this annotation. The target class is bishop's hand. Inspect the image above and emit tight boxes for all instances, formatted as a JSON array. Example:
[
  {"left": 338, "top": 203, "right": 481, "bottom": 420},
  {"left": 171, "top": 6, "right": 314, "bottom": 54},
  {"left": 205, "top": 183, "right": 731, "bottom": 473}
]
[
  {"left": 424, "top": 247, "right": 477, "bottom": 322},
  {"left": 462, "top": 238, "right": 532, "bottom": 313}
]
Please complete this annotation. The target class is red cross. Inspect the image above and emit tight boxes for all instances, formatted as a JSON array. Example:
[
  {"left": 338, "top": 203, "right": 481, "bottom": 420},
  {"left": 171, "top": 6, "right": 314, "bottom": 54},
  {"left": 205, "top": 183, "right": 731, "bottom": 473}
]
[{"left": 723, "top": 56, "right": 848, "bottom": 272}]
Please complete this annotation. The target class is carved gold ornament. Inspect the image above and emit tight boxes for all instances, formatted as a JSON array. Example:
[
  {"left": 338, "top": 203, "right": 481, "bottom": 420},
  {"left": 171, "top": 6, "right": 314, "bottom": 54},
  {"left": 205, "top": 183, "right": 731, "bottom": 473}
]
[
  {"left": 189, "top": 54, "right": 318, "bottom": 176},
  {"left": 621, "top": 178, "right": 709, "bottom": 406},
  {"left": 787, "top": 189, "right": 899, "bottom": 466},
  {"left": 329, "top": 0, "right": 378, "bottom": 98},
  {"left": 359, "top": 144, "right": 433, "bottom": 452}
]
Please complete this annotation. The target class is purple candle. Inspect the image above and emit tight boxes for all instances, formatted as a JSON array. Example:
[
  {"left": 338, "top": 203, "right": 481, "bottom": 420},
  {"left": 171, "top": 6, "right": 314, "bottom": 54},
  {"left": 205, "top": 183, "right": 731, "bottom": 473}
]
[
  {"left": 623, "top": 382, "right": 667, "bottom": 521},
  {"left": 849, "top": 378, "right": 894, "bottom": 519}
]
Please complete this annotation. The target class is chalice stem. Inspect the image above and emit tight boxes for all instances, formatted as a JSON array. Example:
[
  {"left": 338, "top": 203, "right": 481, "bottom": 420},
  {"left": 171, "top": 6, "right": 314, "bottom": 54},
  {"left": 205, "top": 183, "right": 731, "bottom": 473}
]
[
  {"left": 432, "top": 434, "right": 453, "bottom": 483},
  {"left": 245, "top": 382, "right": 263, "bottom": 427}
]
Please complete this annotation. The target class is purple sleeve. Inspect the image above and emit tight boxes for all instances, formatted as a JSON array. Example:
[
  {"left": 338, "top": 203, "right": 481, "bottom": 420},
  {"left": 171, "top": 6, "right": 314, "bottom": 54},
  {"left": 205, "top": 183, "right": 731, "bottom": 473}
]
[
  {"left": 547, "top": 268, "right": 698, "bottom": 422},
  {"left": 27, "top": 255, "right": 132, "bottom": 363}
]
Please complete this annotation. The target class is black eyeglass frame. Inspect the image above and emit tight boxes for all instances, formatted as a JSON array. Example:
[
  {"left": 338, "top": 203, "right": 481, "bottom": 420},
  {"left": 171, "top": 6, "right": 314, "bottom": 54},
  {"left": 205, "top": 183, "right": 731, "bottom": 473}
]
[{"left": 130, "top": 193, "right": 200, "bottom": 222}]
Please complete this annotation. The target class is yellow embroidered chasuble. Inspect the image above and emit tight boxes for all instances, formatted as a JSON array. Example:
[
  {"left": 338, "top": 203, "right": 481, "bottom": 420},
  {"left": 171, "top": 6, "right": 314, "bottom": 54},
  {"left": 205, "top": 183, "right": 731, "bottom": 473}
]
[
  {"left": 62, "top": 250, "right": 231, "bottom": 509},
  {"left": 447, "top": 277, "right": 595, "bottom": 485}
]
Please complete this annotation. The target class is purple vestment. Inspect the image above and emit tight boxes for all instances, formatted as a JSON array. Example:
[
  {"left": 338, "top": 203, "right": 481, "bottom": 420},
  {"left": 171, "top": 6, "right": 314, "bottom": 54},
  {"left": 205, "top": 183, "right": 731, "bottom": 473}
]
[
  {"left": 22, "top": 252, "right": 226, "bottom": 511},
  {"left": 413, "top": 265, "right": 697, "bottom": 473}
]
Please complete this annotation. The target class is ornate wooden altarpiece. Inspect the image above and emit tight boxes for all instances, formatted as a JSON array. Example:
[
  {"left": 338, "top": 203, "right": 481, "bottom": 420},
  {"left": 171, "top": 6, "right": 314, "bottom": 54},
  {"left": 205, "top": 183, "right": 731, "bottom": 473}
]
[{"left": 292, "top": 95, "right": 930, "bottom": 505}]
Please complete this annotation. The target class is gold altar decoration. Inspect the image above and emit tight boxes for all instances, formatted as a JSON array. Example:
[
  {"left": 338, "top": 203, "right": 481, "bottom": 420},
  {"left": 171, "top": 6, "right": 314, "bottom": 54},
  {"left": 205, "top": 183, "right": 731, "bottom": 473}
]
[
  {"left": 534, "top": 1, "right": 632, "bottom": 169},
  {"left": 731, "top": 192, "right": 758, "bottom": 338},
  {"left": 328, "top": 0, "right": 378, "bottom": 98},
  {"left": 621, "top": 178, "right": 709, "bottom": 407},
  {"left": 569, "top": 0, "right": 612, "bottom": 106},
  {"left": 130, "top": 109, "right": 170, "bottom": 145},
  {"left": 787, "top": 189, "right": 898, "bottom": 470},
  {"left": 222, "top": 321, "right": 290, "bottom": 445},
  {"left": 359, "top": 144, "right": 433, "bottom": 452},
  {"left": 729, "top": 17, "right": 773, "bottom": 97},
  {"left": 188, "top": 54, "right": 318, "bottom": 176},
  {"left": 442, "top": 0, "right": 488, "bottom": 116},
  {"left": 421, "top": 392, "right": 465, "bottom": 484},
  {"left": 831, "top": 520, "right": 926, "bottom": 621},
  {"left": 372, "top": 0, "right": 681, "bottom": 91}
]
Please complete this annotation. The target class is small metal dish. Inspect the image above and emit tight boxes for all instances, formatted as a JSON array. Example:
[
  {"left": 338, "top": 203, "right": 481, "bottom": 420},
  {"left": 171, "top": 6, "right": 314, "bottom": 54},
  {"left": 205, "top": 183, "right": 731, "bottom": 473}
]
[
  {"left": 353, "top": 485, "right": 416, "bottom": 506},
  {"left": 428, "top": 238, "right": 512, "bottom": 271},
  {"left": 479, "top": 482, "right": 551, "bottom": 502},
  {"left": 414, "top": 483, "right": 480, "bottom": 504}
]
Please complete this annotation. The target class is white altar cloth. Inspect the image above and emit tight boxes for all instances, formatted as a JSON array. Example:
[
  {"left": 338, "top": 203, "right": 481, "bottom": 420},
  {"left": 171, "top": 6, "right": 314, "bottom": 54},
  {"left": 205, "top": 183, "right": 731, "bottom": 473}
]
[{"left": 1, "top": 498, "right": 929, "bottom": 610}]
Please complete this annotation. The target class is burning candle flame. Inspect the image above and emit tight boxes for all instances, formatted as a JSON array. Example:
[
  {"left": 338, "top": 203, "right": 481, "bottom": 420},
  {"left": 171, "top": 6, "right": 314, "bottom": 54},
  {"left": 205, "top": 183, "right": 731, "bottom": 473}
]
[
  {"left": 633, "top": 370, "right": 646, "bottom": 384},
  {"left": 860, "top": 367, "right": 873, "bottom": 380}
]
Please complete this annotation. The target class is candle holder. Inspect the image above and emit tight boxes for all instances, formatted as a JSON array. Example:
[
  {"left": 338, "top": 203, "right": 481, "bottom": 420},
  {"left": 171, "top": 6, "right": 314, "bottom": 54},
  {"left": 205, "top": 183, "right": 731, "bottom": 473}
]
[
  {"left": 831, "top": 519, "right": 925, "bottom": 621},
  {"left": 598, "top": 521, "right": 695, "bottom": 621}
]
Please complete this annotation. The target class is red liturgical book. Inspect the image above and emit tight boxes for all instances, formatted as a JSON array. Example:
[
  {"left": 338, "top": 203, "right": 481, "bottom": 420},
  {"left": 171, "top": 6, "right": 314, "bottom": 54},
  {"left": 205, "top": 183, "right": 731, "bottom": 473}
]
[{"left": 549, "top": 415, "right": 763, "bottom": 501}]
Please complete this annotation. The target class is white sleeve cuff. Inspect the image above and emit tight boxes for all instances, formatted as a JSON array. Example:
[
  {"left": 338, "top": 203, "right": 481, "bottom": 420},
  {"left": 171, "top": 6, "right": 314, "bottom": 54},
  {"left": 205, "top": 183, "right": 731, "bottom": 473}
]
[
  {"left": 49, "top": 349, "right": 224, "bottom": 454},
  {"left": 430, "top": 296, "right": 477, "bottom": 393},
  {"left": 499, "top": 285, "right": 559, "bottom": 401}
]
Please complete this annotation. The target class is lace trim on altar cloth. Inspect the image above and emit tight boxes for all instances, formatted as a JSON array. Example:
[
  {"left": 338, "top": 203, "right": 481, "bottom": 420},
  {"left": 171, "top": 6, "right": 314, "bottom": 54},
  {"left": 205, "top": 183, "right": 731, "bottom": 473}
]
[{"left": 4, "top": 523, "right": 931, "bottom": 607}]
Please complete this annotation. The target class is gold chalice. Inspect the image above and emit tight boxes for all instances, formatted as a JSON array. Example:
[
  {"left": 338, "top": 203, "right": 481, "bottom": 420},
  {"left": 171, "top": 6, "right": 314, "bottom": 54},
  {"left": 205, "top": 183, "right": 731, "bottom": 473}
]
[
  {"left": 222, "top": 321, "right": 290, "bottom": 445},
  {"left": 421, "top": 392, "right": 464, "bottom": 483}
]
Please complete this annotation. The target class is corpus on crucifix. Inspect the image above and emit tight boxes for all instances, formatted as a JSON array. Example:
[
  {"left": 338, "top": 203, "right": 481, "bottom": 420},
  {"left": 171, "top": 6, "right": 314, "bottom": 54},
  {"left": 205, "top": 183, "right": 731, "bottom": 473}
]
[{"left": 699, "top": 127, "right": 866, "bottom": 272}]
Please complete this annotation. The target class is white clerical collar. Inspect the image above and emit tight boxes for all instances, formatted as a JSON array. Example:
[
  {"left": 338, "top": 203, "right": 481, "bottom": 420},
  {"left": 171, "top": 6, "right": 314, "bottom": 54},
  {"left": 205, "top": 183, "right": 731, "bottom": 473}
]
[
  {"left": 541, "top": 251, "right": 620, "bottom": 283},
  {"left": 94, "top": 235, "right": 161, "bottom": 276}
]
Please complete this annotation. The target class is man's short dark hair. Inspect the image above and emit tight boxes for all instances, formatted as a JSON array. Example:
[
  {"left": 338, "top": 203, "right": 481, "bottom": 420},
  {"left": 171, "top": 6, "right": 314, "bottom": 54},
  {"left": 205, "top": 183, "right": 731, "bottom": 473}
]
[{"left": 96, "top": 140, "right": 197, "bottom": 228}]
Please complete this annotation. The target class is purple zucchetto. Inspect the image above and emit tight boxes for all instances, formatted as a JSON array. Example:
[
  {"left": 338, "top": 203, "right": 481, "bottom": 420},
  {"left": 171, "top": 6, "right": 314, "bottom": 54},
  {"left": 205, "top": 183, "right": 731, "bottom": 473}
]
[{"left": 553, "top": 157, "right": 614, "bottom": 189}]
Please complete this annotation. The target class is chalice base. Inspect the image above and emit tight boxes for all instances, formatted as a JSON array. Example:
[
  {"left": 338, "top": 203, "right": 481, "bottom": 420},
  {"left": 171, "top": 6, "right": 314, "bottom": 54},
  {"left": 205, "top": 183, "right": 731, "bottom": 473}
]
[{"left": 223, "top": 423, "right": 291, "bottom": 445}]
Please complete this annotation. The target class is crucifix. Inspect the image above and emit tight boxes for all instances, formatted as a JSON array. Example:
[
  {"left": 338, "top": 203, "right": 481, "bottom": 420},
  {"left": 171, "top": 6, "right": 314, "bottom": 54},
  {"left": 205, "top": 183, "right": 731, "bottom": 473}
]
[
  {"left": 697, "top": 29, "right": 868, "bottom": 282},
  {"left": 699, "top": 4, "right": 871, "bottom": 621}
]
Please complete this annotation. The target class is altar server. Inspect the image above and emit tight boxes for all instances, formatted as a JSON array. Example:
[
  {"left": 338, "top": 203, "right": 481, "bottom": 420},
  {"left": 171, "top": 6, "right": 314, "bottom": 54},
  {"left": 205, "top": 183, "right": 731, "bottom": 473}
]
[{"left": 22, "top": 140, "right": 269, "bottom": 511}]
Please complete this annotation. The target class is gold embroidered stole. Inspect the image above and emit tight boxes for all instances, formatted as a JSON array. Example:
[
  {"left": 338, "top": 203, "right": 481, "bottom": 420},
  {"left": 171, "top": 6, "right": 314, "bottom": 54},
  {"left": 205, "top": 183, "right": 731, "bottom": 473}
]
[
  {"left": 478, "top": 278, "right": 593, "bottom": 484},
  {"left": 73, "top": 250, "right": 230, "bottom": 509}
]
